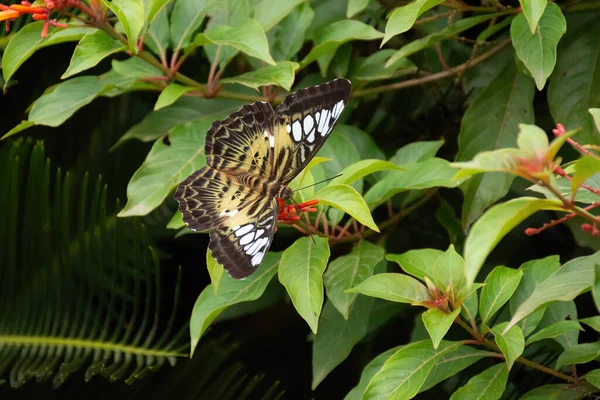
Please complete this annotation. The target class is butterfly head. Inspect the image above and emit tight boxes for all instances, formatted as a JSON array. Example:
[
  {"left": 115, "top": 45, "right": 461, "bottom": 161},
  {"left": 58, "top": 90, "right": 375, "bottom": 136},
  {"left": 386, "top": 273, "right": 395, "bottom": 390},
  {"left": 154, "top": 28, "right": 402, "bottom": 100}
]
[{"left": 277, "top": 185, "right": 293, "bottom": 200}]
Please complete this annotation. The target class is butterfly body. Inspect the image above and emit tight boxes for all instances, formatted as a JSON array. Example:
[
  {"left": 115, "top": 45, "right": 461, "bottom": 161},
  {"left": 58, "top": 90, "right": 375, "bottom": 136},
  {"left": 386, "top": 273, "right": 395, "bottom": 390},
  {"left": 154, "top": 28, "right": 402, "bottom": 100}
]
[{"left": 175, "top": 79, "right": 351, "bottom": 279}]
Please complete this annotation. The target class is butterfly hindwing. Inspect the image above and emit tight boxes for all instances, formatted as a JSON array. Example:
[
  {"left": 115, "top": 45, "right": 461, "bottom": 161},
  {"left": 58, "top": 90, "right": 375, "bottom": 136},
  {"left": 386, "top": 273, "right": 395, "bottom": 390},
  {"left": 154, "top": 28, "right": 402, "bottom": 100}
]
[
  {"left": 272, "top": 78, "right": 351, "bottom": 183},
  {"left": 205, "top": 101, "right": 275, "bottom": 177},
  {"left": 175, "top": 166, "right": 258, "bottom": 232},
  {"left": 209, "top": 196, "right": 278, "bottom": 279}
]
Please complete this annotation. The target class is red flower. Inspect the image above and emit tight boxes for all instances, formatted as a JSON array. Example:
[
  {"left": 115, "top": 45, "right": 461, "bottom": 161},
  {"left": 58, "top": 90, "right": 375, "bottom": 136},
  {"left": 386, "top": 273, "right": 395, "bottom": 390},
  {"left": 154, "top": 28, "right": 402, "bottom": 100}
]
[
  {"left": 277, "top": 199, "right": 319, "bottom": 223},
  {"left": 0, "top": 1, "right": 68, "bottom": 38}
]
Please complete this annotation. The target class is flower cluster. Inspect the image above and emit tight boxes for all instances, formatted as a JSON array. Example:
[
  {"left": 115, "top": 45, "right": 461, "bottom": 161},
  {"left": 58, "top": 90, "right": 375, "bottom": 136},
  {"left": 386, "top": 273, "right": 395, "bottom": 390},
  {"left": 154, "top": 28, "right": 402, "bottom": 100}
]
[
  {"left": 277, "top": 199, "right": 319, "bottom": 223},
  {"left": 0, "top": 1, "right": 73, "bottom": 37}
]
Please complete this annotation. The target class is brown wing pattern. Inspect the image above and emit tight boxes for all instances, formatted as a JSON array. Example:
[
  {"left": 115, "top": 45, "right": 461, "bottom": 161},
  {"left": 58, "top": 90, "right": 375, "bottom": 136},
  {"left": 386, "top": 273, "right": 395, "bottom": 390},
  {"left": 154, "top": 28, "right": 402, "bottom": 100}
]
[
  {"left": 205, "top": 101, "right": 275, "bottom": 177},
  {"left": 272, "top": 78, "right": 351, "bottom": 183}
]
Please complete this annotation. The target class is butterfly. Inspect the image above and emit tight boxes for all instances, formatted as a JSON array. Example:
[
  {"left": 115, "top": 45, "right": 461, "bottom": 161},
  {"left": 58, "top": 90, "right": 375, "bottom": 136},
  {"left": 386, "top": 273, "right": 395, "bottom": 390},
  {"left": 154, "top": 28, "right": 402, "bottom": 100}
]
[{"left": 174, "top": 78, "right": 351, "bottom": 279}]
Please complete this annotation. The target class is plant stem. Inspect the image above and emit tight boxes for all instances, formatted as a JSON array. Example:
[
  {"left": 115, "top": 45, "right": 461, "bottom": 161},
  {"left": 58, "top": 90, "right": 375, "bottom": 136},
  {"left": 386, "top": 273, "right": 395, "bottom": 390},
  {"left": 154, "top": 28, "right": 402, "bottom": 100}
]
[{"left": 543, "top": 182, "right": 599, "bottom": 223}]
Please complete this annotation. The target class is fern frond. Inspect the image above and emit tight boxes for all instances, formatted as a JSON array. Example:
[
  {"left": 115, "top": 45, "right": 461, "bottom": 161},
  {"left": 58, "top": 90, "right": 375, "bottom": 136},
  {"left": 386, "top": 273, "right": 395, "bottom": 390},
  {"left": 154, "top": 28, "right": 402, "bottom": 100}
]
[{"left": 0, "top": 139, "right": 188, "bottom": 388}]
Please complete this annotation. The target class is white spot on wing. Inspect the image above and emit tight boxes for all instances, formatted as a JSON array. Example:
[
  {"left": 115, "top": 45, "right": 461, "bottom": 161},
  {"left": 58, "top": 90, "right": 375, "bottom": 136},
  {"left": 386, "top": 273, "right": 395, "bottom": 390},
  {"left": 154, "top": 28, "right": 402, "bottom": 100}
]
[
  {"left": 219, "top": 209, "right": 238, "bottom": 217},
  {"left": 292, "top": 120, "right": 302, "bottom": 142},
  {"left": 245, "top": 237, "right": 263, "bottom": 256},
  {"left": 235, "top": 224, "right": 253, "bottom": 237},
  {"left": 233, "top": 225, "right": 240, "bottom": 231},
  {"left": 318, "top": 109, "right": 330, "bottom": 136},
  {"left": 303, "top": 115, "right": 314, "bottom": 136},
  {"left": 286, "top": 124, "right": 291, "bottom": 133},
  {"left": 269, "top": 133, "right": 275, "bottom": 148},
  {"left": 333, "top": 100, "right": 345, "bottom": 118},
  {"left": 240, "top": 232, "right": 254, "bottom": 245},
  {"left": 307, "top": 129, "right": 315, "bottom": 143},
  {"left": 255, "top": 229, "right": 265, "bottom": 238},
  {"left": 251, "top": 250, "right": 266, "bottom": 266},
  {"left": 263, "top": 130, "right": 268, "bottom": 139}
]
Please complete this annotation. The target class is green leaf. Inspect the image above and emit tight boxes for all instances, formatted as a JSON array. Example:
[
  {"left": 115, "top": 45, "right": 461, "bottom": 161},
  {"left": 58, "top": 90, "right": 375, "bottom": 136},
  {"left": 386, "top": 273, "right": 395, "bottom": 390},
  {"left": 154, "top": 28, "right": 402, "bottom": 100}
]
[
  {"left": 387, "top": 248, "right": 443, "bottom": 282},
  {"left": 420, "top": 344, "right": 489, "bottom": 392},
  {"left": 432, "top": 245, "right": 466, "bottom": 304},
  {"left": 580, "top": 316, "right": 600, "bottom": 333},
  {"left": 390, "top": 140, "right": 444, "bottom": 165},
  {"left": 451, "top": 149, "right": 522, "bottom": 179},
  {"left": 167, "top": 209, "right": 184, "bottom": 229},
  {"left": 460, "top": 289, "right": 479, "bottom": 324},
  {"left": 336, "top": 125, "right": 386, "bottom": 162},
  {"left": 347, "top": 273, "right": 432, "bottom": 305},
  {"left": 194, "top": 19, "right": 276, "bottom": 65},
  {"left": 190, "top": 252, "right": 280, "bottom": 354},
  {"left": 449, "top": 363, "right": 508, "bottom": 400},
  {"left": 315, "top": 184, "right": 379, "bottom": 232},
  {"left": 206, "top": 249, "right": 224, "bottom": 295},
  {"left": 537, "top": 301, "right": 579, "bottom": 349},
  {"left": 345, "top": 346, "right": 401, "bottom": 400},
  {"left": 2, "top": 23, "right": 96, "bottom": 85},
  {"left": 170, "top": 0, "right": 217, "bottom": 50},
  {"left": 464, "top": 198, "right": 563, "bottom": 287},
  {"left": 324, "top": 241, "right": 384, "bottom": 319},
  {"left": 386, "top": 14, "right": 501, "bottom": 68},
  {"left": 556, "top": 342, "right": 600, "bottom": 369},
  {"left": 479, "top": 266, "right": 523, "bottom": 325},
  {"left": 352, "top": 49, "right": 417, "bottom": 82},
  {"left": 519, "top": 0, "right": 547, "bottom": 34},
  {"left": 422, "top": 307, "right": 461, "bottom": 349},
  {"left": 572, "top": 156, "right": 600, "bottom": 194},
  {"left": 506, "top": 252, "right": 599, "bottom": 333},
  {"left": 1, "top": 121, "right": 35, "bottom": 141},
  {"left": 591, "top": 108, "right": 600, "bottom": 133},
  {"left": 105, "top": 0, "right": 145, "bottom": 53},
  {"left": 114, "top": 97, "right": 243, "bottom": 145},
  {"left": 144, "top": 0, "right": 171, "bottom": 23},
  {"left": 154, "top": 83, "right": 195, "bottom": 110},
  {"left": 364, "top": 340, "right": 459, "bottom": 399},
  {"left": 382, "top": 0, "right": 445, "bottom": 45},
  {"left": 312, "top": 297, "right": 373, "bottom": 389},
  {"left": 347, "top": 0, "right": 369, "bottom": 18},
  {"left": 252, "top": 0, "right": 304, "bottom": 31},
  {"left": 145, "top": 6, "right": 170, "bottom": 59},
  {"left": 27, "top": 76, "right": 114, "bottom": 128},
  {"left": 583, "top": 369, "right": 600, "bottom": 390},
  {"left": 62, "top": 30, "right": 127, "bottom": 79},
  {"left": 316, "top": 129, "right": 362, "bottom": 191},
  {"left": 220, "top": 61, "right": 297, "bottom": 91},
  {"left": 511, "top": 3, "right": 566, "bottom": 90},
  {"left": 278, "top": 237, "right": 330, "bottom": 334},
  {"left": 517, "top": 124, "right": 550, "bottom": 157},
  {"left": 364, "top": 158, "right": 465, "bottom": 209},
  {"left": 526, "top": 321, "right": 583, "bottom": 345},
  {"left": 548, "top": 23, "right": 600, "bottom": 145},
  {"left": 329, "top": 159, "right": 405, "bottom": 187},
  {"left": 300, "top": 20, "right": 383, "bottom": 71},
  {"left": 491, "top": 323, "right": 524, "bottom": 370},
  {"left": 268, "top": 2, "right": 314, "bottom": 61},
  {"left": 456, "top": 62, "right": 535, "bottom": 228},
  {"left": 118, "top": 118, "right": 211, "bottom": 217},
  {"left": 521, "top": 383, "right": 598, "bottom": 399}
]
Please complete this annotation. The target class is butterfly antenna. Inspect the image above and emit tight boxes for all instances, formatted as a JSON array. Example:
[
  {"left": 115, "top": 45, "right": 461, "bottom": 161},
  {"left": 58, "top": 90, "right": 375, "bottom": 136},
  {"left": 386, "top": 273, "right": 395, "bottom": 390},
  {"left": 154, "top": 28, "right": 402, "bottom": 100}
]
[
  {"left": 289, "top": 196, "right": 316, "bottom": 244},
  {"left": 295, "top": 173, "right": 343, "bottom": 192}
]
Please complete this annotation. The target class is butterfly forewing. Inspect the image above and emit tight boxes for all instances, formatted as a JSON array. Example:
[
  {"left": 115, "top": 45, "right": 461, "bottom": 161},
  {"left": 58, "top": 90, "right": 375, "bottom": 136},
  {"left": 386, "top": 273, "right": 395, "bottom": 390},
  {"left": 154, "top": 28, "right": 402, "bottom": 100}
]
[{"left": 272, "top": 78, "right": 351, "bottom": 184}]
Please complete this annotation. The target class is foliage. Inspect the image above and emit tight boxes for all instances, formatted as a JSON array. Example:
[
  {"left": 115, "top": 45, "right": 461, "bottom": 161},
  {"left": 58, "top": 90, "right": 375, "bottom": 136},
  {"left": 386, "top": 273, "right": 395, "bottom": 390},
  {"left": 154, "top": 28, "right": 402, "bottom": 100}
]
[{"left": 2, "top": 0, "right": 600, "bottom": 398}]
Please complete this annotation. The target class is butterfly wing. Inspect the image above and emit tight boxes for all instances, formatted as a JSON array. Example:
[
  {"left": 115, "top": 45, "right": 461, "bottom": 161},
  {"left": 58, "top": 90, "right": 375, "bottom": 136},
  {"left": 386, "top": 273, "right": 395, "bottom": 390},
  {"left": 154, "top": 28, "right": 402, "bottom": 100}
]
[
  {"left": 205, "top": 101, "right": 276, "bottom": 177},
  {"left": 209, "top": 196, "right": 277, "bottom": 279},
  {"left": 271, "top": 78, "right": 351, "bottom": 184}
]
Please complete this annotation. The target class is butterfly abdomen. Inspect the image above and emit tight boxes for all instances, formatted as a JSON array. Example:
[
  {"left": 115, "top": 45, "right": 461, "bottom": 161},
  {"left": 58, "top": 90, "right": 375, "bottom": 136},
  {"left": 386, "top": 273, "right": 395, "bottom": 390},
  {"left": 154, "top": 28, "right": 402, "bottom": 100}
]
[{"left": 233, "top": 172, "right": 292, "bottom": 199}]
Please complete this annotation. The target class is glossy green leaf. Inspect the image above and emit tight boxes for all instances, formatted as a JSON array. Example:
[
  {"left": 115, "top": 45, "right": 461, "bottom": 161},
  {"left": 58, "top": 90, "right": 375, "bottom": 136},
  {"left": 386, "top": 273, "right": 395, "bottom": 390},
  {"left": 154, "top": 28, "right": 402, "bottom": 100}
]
[
  {"left": 154, "top": 83, "right": 195, "bottom": 110},
  {"left": 194, "top": 19, "right": 276, "bottom": 65},
  {"left": 118, "top": 118, "right": 211, "bottom": 217},
  {"left": 364, "top": 340, "right": 459, "bottom": 400},
  {"left": 345, "top": 346, "right": 401, "bottom": 400},
  {"left": 580, "top": 316, "right": 600, "bottom": 333},
  {"left": 572, "top": 156, "right": 600, "bottom": 194},
  {"left": 316, "top": 129, "right": 362, "bottom": 191},
  {"left": 556, "top": 341, "right": 600, "bottom": 369},
  {"left": 450, "top": 363, "right": 508, "bottom": 400},
  {"left": 464, "top": 197, "right": 563, "bottom": 287},
  {"left": 506, "top": 252, "right": 598, "bottom": 333},
  {"left": 106, "top": 0, "right": 145, "bottom": 53},
  {"left": 517, "top": 124, "right": 550, "bottom": 158},
  {"left": 491, "top": 323, "right": 524, "bottom": 370},
  {"left": 591, "top": 108, "right": 600, "bottom": 133},
  {"left": 324, "top": 241, "right": 384, "bottom": 319},
  {"left": 583, "top": 369, "right": 600, "bottom": 389},
  {"left": 420, "top": 344, "right": 489, "bottom": 392},
  {"left": 432, "top": 245, "right": 466, "bottom": 304},
  {"left": 460, "top": 289, "right": 479, "bottom": 324},
  {"left": 521, "top": 383, "right": 598, "bottom": 399},
  {"left": 382, "top": 0, "right": 444, "bottom": 45},
  {"left": 114, "top": 97, "right": 243, "bottom": 145},
  {"left": 145, "top": 6, "right": 170, "bottom": 59},
  {"left": 364, "top": 158, "right": 465, "bottom": 209},
  {"left": 190, "top": 252, "right": 281, "bottom": 354},
  {"left": 268, "top": 2, "right": 314, "bottom": 61},
  {"left": 206, "top": 249, "right": 224, "bottom": 295},
  {"left": 170, "top": 0, "right": 217, "bottom": 49},
  {"left": 389, "top": 140, "right": 444, "bottom": 165},
  {"left": 329, "top": 159, "right": 405, "bottom": 187},
  {"left": 144, "top": 0, "right": 171, "bottom": 23},
  {"left": 278, "top": 237, "right": 330, "bottom": 333},
  {"left": 537, "top": 301, "right": 579, "bottom": 349},
  {"left": 62, "top": 30, "right": 127, "bottom": 79},
  {"left": 347, "top": 0, "right": 369, "bottom": 18},
  {"left": 221, "top": 61, "right": 298, "bottom": 91},
  {"left": 253, "top": 0, "right": 304, "bottom": 31},
  {"left": 451, "top": 149, "right": 522, "bottom": 179},
  {"left": 315, "top": 184, "right": 379, "bottom": 232},
  {"left": 422, "top": 307, "right": 461, "bottom": 349},
  {"left": 347, "top": 273, "right": 432, "bottom": 305},
  {"left": 511, "top": 3, "right": 566, "bottom": 90},
  {"left": 111, "top": 57, "right": 163, "bottom": 79},
  {"left": 548, "top": 23, "right": 600, "bottom": 145},
  {"left": 386, "top": 14, "right": 501, "bottom": 68},
  {"left": 300, "top": 20, "right": 383, "bottom": 70},
  {"left": 1, "top": 121, "right": 36, "bottom": 141},
  {"left": 456, "top": 63, "right": 535, "bottom": 228},
  {"left": 387, "top": 249, "right": 443, "bottom": 282},
  {"left": 352, "top": 49, "right": 417, "bottom": 82},
  {"left": 312, "top": 297, "right": 373, "bottom": 389},
  {"left": 479, "top": 266, "right": 523, "bottom": 325},
  {"left": 519, "top": 0, "right": 547, "bottom": 34},
  {"left": 2, "top": 22, "right": 95, "bottom": 86},
  {"left": 526, "top": 321, "right": 583, "bottom": 345}
]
